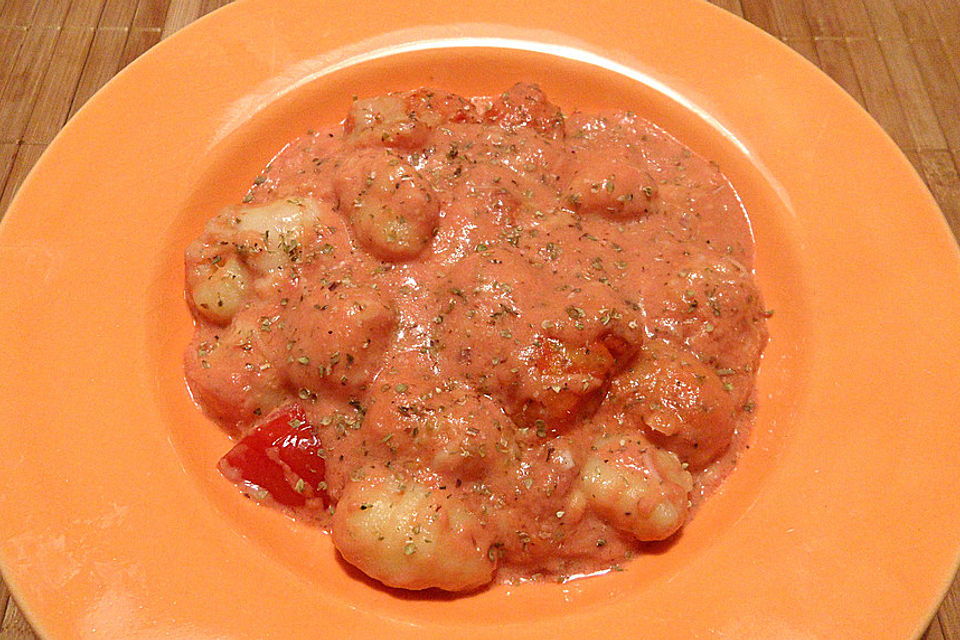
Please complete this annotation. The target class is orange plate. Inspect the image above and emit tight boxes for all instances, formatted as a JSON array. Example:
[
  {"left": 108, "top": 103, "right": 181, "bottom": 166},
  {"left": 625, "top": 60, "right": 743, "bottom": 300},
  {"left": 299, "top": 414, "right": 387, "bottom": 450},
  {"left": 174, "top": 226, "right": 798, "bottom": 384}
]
[{"left": 2, "top": 1, "right": 960, "bottom": 638}]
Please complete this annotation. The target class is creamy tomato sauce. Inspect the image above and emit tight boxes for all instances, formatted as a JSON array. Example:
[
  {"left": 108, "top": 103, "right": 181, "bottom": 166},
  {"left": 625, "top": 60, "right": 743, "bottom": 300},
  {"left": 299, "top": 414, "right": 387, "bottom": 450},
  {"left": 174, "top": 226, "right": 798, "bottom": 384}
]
[{"left": 184, "top": 84, "right": 768, "bottom": 591}]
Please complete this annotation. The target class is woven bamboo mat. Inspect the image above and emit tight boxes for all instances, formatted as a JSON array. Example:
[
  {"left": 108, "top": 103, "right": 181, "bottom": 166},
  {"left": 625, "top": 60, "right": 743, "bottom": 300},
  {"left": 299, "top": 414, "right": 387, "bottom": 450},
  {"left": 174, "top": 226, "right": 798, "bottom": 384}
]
[{"left": 1, "top": 0, "right": 959, "bottom": 637}]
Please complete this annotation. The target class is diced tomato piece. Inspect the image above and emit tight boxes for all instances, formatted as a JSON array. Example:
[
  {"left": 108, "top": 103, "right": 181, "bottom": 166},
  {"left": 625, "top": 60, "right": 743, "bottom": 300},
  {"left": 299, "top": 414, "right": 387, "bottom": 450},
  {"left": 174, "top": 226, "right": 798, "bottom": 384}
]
[{"left": 218, "top": 405, "right": 327, "bottom": 508}]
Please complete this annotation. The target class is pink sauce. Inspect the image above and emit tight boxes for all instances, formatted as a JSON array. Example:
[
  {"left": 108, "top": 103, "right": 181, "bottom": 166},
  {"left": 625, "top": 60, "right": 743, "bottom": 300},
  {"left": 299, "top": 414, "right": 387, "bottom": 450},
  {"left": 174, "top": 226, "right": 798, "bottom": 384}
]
[{"left": 184, "top": 84, "right": 768, "bottom": 589}]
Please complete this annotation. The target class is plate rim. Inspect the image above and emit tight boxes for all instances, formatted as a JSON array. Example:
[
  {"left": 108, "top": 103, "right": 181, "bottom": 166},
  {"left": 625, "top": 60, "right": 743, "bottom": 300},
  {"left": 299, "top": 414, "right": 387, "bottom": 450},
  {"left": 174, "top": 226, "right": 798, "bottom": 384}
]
[{"left": 2, "top": 1, "right": 960, "bottom": 638}]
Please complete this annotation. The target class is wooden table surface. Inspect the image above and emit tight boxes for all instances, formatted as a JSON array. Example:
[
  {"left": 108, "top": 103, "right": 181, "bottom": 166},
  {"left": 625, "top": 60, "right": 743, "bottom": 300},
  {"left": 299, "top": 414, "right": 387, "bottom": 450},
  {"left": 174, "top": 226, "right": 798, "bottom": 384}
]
[{"left": 1, "top": 0, "right": 959, "bottom": 637}]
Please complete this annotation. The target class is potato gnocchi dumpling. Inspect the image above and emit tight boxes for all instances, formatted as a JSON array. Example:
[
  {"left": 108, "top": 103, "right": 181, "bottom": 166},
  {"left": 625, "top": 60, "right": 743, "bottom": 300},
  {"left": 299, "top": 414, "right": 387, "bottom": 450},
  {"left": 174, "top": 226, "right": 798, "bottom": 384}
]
[
  {"left": 579, "top": 436, "right": 693, "bottom": 541},
  {"left": 333, "top": 148, "right": 440, "bottom": 261},
  {"left": 188, "top": 256, "right": 249, "bottom": 325},
  {"left": 608, "top": 341, "right": 738, "bottom": 469},
  {"left": 261, "top": 282, "right": 396, "bottom": 397},
  {"left": 345, "top": 88, "right": 479, "bottom": 149},
  {"left": 358, "top": 354, "right": 519, "bottom": 481},
  {"left": 184, "top": 308, "right": 287, "bottom": 432},
  {"left": 332, "top": 470, "right": 495, "bottom": 591},
  {"left": 185, "top": 197, "right": 348, "bottom": 322},
  {"left": 643, "top": 251, "right": 768, "bottom": 379},
  {"left": 186, "top": 84, "right": 767, "bottom": 591},
  {"left": 563, "top": 150, "right": 660, "bottom": 218}
]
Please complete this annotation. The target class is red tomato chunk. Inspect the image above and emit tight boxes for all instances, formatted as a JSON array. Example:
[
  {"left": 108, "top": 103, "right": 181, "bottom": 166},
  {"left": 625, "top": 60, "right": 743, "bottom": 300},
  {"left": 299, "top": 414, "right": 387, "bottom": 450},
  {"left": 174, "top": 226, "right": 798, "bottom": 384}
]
[{"left": 218, "top": 405, "right": 327, "bottom": 509}]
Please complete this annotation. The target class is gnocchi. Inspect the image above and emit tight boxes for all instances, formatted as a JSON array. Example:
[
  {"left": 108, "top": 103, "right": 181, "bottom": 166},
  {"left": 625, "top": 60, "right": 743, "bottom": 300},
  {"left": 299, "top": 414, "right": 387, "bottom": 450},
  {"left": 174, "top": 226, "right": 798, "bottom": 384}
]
[
  {"left": 186, "top": 84, "right": 768, "bottom": 590},
  {"left": 189, "top": 256, "right": 248, "bottom": 325},
  {"left": 333, "top": 148, "right": 440, "bottom": 261},
  {"left": 608, "top": 341, "right": 738, "bottom": 469},
  {"left": 579, "top": 436, "right": 693, "bottom": 541},
  {"left": 332, "top": 470, "right": 495, "bottom": 591}
]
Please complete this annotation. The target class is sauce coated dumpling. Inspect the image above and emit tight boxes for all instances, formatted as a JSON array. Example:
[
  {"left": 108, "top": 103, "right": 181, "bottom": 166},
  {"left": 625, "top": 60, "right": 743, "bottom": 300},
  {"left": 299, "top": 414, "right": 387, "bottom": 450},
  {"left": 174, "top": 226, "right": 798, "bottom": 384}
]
[
  {"left": 333, "top": 148, "right": 440, "bottom": 261},
  {"left": 184, "top": 308, "right": 287, "bottom": 432},
  {"left": 431, "top": 248, "right": 640, "bottom": 436},
  {"left": 578, "top": 435, "right": 693, "bottom": 541},
  {"left": 185, "top": 84, "right": 768, "bottom": 591},
  {"left": 356, "top": 353, "right": 519, "bottom": 482},
  {"left": 345, "top": 88, "right": 479, "bottom": 150},
  {"left": 644, "top": 251, "right": 768, "bottom": 378},
  {"left": 260, "top": 282, "right": 396, "bottom": 397},
  {"left": 332, "top": 469, "right": 495, "bottom": 591},
  {"left": 608, "top": 341, "right": 738, "bottom": 469}
]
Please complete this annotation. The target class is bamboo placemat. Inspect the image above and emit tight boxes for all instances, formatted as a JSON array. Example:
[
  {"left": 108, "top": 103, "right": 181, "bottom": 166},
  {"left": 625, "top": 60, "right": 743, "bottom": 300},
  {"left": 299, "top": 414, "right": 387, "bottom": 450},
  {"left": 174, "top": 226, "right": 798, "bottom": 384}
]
[{"left": 1, "top": 0, "right": 959, "bottom": 637}]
